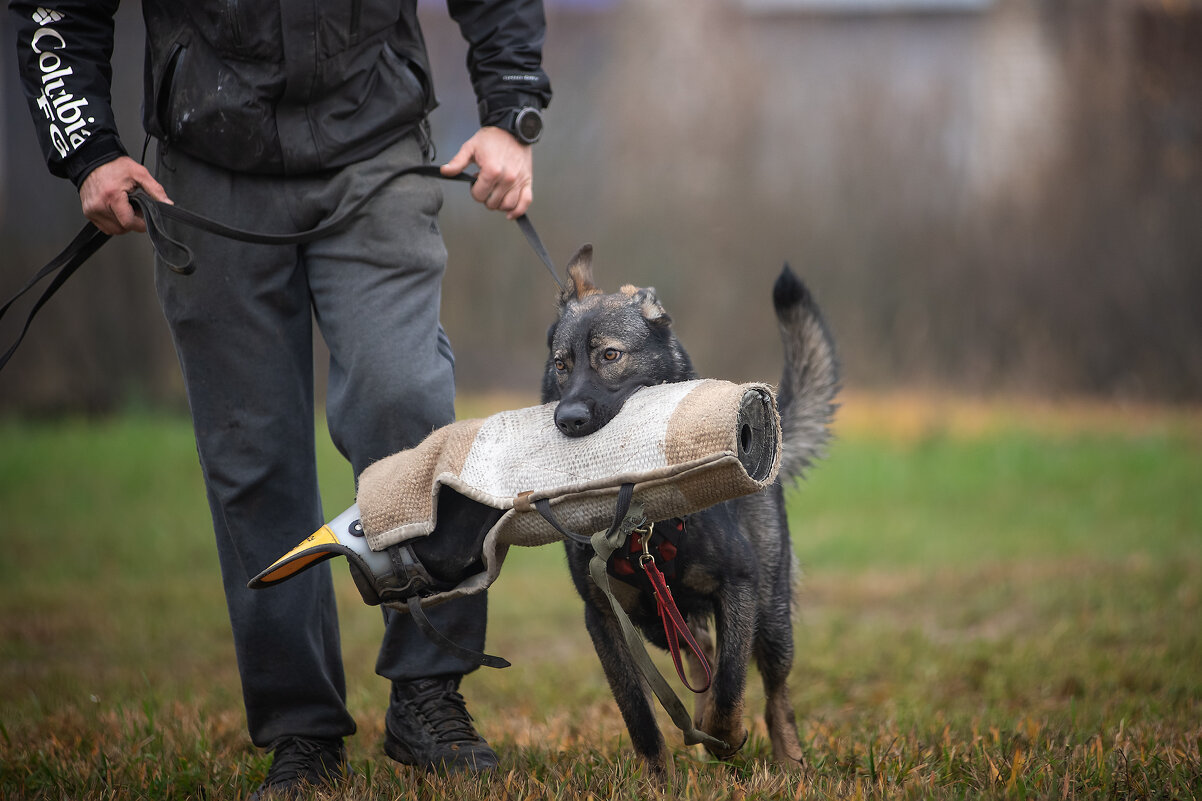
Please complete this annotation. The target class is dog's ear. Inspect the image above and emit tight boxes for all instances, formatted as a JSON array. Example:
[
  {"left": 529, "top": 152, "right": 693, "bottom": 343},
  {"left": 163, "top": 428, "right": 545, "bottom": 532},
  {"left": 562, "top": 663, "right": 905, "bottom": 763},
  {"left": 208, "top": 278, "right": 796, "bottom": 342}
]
[
  {"left": 623, "top": 285, "right": 672, "bottom": 327},
  {"left": 560, "top": 244, "right": 600, "bottom": 306}
]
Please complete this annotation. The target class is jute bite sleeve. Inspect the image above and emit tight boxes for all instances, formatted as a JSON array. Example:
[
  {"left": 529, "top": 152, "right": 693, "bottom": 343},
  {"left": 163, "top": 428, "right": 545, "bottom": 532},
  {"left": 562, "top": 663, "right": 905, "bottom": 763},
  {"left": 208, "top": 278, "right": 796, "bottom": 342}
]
[
  {"left": 353, "top": 379, "right": 780, "bottom": 607},
  {"left": 251, "top": 379, "right": 781, "bottom": 612}
]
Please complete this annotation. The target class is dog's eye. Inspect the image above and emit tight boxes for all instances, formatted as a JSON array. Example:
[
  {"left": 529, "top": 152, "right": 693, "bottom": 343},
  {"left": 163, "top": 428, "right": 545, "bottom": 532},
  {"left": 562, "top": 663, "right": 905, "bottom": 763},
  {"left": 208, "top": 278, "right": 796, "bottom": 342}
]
[
  {"left": 602, "top": 348, "right": 622, "bottom": 362},
  {"left": 553, "top": 358, "right": 567, "bottom": 372}
]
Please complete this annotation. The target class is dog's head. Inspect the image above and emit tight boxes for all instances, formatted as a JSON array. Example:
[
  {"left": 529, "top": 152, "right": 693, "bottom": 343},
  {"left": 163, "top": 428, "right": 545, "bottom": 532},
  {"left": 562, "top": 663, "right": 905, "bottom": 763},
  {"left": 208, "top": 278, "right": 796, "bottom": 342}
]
[{"left": 541, "top": 245, "right": 695, "bottom": 437}]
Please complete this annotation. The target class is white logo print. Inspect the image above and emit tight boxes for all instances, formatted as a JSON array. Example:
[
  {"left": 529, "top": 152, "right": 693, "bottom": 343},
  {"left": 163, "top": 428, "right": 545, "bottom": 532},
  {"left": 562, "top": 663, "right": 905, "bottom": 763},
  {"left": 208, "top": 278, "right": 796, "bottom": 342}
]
[
  {"left": 29, "top": 7, "right": 96, "bottom": 159},
  {"left": 32, "top": 8, "right": 64, "bottom": 25}
]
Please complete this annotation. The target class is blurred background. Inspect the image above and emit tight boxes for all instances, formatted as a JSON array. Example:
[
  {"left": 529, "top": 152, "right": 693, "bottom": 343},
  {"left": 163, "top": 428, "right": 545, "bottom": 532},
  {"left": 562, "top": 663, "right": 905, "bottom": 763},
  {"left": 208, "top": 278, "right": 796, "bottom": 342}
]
[
  {"left": 2, "top": 0, "right": 1200, "bottom": 414},
  {"left": 3, "top": 5, "right": 1200, "bottom": 794}
]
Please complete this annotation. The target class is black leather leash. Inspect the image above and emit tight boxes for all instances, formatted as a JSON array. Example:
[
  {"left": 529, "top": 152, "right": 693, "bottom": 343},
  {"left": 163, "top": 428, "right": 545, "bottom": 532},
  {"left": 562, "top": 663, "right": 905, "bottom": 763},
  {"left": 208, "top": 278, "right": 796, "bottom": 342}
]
[
  {"left": 0, "top": 224, "right": 110, "bottom": 373},
  {"left": 0, "top": 164, "right": 563, "bottom": 372}
]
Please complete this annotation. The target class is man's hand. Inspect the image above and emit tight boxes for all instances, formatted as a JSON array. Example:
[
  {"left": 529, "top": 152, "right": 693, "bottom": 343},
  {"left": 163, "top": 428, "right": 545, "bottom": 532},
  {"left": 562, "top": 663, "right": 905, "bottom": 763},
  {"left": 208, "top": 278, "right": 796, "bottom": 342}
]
[
  {"left": 441, "top": 127, "right": 534, "bottom": 220},
  {"left": 79, "top": 156, "right": 172, "bottom": 235}
]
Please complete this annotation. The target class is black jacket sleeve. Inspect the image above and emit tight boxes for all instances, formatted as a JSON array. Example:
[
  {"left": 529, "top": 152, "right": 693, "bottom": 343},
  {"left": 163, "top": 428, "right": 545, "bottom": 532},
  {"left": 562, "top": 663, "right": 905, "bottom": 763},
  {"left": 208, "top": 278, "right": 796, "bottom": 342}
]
[
  {"left": 9, "top": 0, "right": 127, "bottom": 187},
  {"left": 446, "top": 0, "right": 552, "bottom": 128}
]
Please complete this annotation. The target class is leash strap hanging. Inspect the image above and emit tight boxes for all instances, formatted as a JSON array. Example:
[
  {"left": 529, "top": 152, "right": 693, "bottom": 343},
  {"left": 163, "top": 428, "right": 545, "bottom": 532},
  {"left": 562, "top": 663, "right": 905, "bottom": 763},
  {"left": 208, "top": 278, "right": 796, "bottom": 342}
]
[
  {"left": 404, "top": 596, "right": 511, "bottom": 670},
  {"left": 0, "top": 224, "right": 109, "bottom": 372},
  {"left": 586, "top": 485, "right": 730, "bottom": 754},
  {"left": 515, "top": 215, "right": 564, "bottom": 292},
  {"left": 386, "top": 541, "right": 512, "bottom": 669},
  {"left": 640, "top": 547, "right": 713, "bottom": 693},
  {"left": 0, "top": 164, "right": 562, "bottom": 372}
]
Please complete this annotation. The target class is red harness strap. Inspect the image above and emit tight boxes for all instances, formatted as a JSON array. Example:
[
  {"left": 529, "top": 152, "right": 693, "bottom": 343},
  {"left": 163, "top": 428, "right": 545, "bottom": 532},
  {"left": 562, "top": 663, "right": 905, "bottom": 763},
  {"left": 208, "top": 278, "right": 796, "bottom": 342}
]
[{"left": 634, "top": 529, "right": 713, "bottom": 694}]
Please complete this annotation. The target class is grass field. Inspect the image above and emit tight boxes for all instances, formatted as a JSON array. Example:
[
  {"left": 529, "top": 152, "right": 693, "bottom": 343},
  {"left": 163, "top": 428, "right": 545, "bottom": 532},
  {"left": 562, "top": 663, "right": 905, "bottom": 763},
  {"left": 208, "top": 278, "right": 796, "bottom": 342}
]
[{"left": 1, "top": 394, "right": 1199, "bottom": 800}]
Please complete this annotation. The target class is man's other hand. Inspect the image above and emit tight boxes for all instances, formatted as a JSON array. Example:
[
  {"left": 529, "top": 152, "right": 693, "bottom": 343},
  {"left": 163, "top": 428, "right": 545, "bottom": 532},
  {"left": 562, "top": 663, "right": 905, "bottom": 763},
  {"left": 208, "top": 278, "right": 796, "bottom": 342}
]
[
  {"left": 441, "top": 128, "right": 534, "bottom": 220},
  {"left": 79, "top": 156, "right": 172, "bottom": 235}
]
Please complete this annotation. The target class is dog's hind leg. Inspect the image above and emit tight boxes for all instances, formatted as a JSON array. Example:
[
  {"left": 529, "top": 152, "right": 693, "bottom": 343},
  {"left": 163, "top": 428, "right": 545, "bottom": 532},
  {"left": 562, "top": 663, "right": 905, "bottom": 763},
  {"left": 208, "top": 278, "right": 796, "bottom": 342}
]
[
  {"left": 755, "top": 610, "right": 806, "bottom": 768},
  {"left": 582, "top": 600, "right": 673, "bottom": 777},
  {"left": 753, "top": 549, "right": 807, "bottom": 768},
  {"left": 740, "top": 487, "right": 808, "bottom": 768}
]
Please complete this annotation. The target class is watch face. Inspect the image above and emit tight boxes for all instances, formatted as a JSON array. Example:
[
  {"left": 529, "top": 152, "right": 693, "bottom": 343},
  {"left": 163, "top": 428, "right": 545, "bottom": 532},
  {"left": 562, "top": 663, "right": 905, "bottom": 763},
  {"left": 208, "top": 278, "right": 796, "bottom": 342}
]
[{"left": 515, "top": 108, "right": 543, "bottom": 143}]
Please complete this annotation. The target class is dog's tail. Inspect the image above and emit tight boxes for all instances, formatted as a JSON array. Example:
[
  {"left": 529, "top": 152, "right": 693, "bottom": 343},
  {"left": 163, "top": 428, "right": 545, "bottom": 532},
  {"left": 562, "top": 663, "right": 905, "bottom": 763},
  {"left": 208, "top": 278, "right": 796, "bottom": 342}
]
[{"left": 773, "top": 264, "right": 840, "bottom": 485}]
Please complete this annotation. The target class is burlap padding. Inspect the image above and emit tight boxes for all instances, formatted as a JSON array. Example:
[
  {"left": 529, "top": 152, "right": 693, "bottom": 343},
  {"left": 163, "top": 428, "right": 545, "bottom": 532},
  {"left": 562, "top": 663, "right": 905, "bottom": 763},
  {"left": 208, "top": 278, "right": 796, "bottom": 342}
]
[{"left": 356, "top": 379, "right": 780, "bottom": 609}]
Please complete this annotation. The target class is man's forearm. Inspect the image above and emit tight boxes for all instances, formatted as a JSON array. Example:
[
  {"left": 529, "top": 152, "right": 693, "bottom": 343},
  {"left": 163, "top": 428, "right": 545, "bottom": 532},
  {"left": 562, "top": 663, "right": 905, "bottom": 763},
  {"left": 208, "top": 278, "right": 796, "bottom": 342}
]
[
  {"left": 10, "top": 0, "right": 126, "bottom": 186},
  {"left": 446, "top": 0, "right": 552, "bottom": 128}
]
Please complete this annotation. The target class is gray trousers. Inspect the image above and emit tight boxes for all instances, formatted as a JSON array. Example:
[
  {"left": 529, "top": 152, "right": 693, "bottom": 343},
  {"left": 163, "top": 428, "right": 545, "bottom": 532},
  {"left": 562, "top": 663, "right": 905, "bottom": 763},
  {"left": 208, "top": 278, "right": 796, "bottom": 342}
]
[{"left": 153, "top": 131, "right": 487, "bottom": 747}]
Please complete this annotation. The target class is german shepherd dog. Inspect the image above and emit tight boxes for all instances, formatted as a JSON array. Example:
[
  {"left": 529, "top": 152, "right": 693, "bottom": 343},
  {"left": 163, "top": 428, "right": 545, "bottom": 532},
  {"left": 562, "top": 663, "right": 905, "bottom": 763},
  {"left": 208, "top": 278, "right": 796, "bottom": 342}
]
[{"left": 541, "top": 245, "right": 839, "bottom": 774}]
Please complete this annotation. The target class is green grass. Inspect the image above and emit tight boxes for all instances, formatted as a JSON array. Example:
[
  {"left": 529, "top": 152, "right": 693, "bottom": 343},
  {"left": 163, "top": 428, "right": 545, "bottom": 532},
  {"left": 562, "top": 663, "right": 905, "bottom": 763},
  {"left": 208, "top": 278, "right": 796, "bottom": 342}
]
[{"left": 0, "top": 401, "right": 1199, "bottom": 799}]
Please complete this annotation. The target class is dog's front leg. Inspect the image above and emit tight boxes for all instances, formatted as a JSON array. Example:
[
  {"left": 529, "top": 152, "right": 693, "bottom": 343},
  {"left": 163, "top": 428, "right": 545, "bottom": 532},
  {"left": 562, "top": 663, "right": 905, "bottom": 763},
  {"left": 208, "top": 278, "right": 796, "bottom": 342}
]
[
  {"left": 582, "top": 599, "right": 673, "bottom": 777},
  {"left": 697, "top": 580, "right": 755, "bottom": 761},
  {"left": 684, "top": 618, "right": 716, "bottom": 728}
]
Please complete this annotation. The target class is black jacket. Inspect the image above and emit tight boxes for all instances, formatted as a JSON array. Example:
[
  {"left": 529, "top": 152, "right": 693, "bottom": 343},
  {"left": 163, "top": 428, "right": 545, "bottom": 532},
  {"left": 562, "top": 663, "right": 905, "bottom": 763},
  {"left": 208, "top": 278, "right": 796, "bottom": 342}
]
[{"left": 10, "top": 0, "right": 551, "bottom": 186}]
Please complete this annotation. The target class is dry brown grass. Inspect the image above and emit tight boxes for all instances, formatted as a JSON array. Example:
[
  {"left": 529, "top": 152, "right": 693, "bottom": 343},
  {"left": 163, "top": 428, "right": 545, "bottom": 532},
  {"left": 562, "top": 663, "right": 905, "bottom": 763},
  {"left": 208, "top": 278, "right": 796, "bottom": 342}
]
[{"left": 1, "top": 398, "right": 1199, "bottom": 799}]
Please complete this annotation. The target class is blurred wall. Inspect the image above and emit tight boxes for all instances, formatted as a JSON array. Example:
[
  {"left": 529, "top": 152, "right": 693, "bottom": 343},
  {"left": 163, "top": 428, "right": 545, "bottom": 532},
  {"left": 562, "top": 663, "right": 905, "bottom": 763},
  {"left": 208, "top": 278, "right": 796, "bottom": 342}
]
[{"left": 2, "top": 0, "right": 1200, "bottom": 414}]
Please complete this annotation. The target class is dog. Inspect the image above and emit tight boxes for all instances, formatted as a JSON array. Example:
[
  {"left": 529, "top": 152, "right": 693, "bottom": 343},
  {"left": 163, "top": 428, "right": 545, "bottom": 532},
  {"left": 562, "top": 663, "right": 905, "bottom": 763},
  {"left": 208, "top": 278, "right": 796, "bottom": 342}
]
[{"left": 540, "top": 244, "right": 840, "bottom": 775}]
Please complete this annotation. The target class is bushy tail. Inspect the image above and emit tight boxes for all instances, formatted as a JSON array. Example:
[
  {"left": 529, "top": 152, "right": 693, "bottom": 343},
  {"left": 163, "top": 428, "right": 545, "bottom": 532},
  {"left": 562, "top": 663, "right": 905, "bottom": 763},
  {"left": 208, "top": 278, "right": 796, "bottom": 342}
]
[{"left": 773, "top": 264, "right": 840, "bottom": 484}]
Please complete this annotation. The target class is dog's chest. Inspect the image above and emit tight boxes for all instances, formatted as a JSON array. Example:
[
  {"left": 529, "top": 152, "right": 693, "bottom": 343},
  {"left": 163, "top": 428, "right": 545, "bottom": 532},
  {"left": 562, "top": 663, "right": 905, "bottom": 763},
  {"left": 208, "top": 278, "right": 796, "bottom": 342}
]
[{"left": 598, "top": 518, "right": 717, "bottom": 623}]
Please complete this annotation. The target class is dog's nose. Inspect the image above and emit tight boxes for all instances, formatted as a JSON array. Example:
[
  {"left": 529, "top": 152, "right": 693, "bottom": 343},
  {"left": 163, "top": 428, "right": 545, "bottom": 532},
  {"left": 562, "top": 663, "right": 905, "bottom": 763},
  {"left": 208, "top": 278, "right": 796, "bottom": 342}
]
[{"left": 555, "top": 401, "right": 593, "bottom": 437}]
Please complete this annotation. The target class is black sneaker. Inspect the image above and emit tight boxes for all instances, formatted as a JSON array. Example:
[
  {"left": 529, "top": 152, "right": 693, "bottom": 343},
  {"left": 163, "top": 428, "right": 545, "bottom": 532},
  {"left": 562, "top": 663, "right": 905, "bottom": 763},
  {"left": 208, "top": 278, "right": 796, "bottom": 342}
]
[
  {"left": 384, "top": 676, "right": 499, "bottom": 773},
  {"left": 248, "top": 736, "right": 347, "bottom": 800}
]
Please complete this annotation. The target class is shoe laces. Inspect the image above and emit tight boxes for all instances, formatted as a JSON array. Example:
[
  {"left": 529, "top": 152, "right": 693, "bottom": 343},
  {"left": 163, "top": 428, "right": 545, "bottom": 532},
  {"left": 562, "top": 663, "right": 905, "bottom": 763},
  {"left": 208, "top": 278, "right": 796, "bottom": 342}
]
[
  {"left": 402, "top": 677, "right": 481, "bottom": 744},
  {"left": 264, "top": 736, "right": 341, "bottom": 787}
]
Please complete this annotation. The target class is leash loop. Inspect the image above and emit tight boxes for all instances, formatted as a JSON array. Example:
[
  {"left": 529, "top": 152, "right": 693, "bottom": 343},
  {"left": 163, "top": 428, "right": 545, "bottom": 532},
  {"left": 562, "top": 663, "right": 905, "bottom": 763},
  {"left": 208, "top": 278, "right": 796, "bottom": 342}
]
[
  {"left": 128, "top": 192, "right": 194, "bottom": 275},
  {"left": 618, "top": 521, "right": 713, "bottom": 693},
  {"left": 641, "top": 551, "right": 713, "bottom": 693}
]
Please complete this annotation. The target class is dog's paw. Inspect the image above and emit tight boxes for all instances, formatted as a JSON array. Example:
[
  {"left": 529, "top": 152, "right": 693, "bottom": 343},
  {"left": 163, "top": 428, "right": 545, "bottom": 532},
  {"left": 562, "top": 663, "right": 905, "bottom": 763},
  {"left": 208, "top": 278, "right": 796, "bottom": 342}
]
[
  {"left": 776, "top": 751, "right": 810, "bottom": 774},
  {"left": 703, "top": 726, "right": 749, "bottom": 761},
  {"left": 641, "top": 751, "right": 674, "bottom": 783}
]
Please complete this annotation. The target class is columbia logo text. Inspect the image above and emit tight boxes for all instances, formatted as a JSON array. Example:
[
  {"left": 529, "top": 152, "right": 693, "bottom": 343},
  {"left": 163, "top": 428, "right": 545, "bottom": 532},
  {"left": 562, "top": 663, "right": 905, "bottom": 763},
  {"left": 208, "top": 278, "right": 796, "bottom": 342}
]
[{"left": 30, "top": 8, "right": 95, "bottom": 159}]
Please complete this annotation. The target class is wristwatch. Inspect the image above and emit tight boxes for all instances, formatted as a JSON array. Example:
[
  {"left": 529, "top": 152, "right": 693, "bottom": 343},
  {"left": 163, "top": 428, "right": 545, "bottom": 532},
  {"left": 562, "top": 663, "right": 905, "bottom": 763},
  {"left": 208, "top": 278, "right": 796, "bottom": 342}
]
[{"left": 503, "top": 106, "right": 544, "bottom": 145}]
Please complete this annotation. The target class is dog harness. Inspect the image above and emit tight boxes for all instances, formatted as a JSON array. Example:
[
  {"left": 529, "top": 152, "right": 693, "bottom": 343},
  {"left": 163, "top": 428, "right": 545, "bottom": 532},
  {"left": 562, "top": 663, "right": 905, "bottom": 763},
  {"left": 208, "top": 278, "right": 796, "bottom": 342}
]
[{"left": 609, "top": 518, "right": 713, "bottom": 693}]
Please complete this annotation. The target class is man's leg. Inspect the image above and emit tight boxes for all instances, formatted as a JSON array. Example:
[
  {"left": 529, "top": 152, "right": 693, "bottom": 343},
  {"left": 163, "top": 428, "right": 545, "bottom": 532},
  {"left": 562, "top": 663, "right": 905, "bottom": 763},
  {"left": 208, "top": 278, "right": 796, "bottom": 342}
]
[
  {"left": 302, "top": 132, "right": 495, "bottom": 771},
  {"left": 153, "top": 145, "right": 356, "bottom": 757}
]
